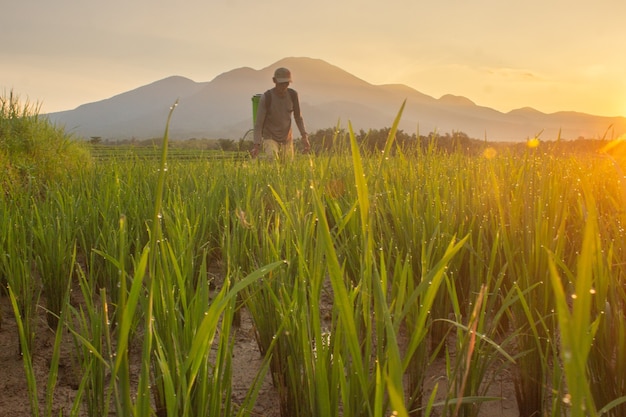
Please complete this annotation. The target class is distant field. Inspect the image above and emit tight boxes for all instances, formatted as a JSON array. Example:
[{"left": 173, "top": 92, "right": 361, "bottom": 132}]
[{"left": 89, "top": 144, "right": 248, "bottom": 160}]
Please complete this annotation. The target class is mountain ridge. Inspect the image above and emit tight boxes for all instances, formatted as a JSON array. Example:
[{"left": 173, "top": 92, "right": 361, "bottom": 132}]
[{"left": 46, "top": 57, "right": 626, "bottom": 142}]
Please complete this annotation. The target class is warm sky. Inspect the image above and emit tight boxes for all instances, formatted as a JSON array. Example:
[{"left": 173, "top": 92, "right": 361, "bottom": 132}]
[{"left": 3, "top": 0, "right": 625, "bottom": 117}]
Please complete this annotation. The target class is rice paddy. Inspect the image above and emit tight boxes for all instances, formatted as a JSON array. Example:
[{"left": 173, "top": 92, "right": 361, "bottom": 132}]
[{"left": 2, "top": 96, "right": 626, "bottom": 416}]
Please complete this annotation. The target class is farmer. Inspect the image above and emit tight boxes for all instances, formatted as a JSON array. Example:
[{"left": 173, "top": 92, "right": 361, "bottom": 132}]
[{"left": 251, "top": 67, "right": 311, "bottom": 160}]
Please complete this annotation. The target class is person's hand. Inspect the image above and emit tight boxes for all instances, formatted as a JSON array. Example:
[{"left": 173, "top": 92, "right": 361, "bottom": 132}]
[
  {"left": 302, "top": 135, "right": 311, "bottom": 154},
  {"left": 250, "top": 143, "right": 261, "bottom": 158}
]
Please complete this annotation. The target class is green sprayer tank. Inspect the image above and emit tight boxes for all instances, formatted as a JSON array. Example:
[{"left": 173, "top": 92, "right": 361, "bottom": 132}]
[{"left": 251, "top": 94, "right": 262, "bottom": 126}]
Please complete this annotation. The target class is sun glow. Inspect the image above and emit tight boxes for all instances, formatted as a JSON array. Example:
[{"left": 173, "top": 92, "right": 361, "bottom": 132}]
[
  {"left": 598, "top": 134, "right": 626, "bottom": 205},
  {"left": 527, "top": 137, "right": 540, "bottom": 149},
  {"left": 599, "top": 134, "right": 626, "bottom": 157}
]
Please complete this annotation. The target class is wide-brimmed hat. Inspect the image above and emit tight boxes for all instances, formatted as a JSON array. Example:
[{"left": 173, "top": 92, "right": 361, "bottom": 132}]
[{"left": 273, "top": 67, "right": 292, "bottom": 83}]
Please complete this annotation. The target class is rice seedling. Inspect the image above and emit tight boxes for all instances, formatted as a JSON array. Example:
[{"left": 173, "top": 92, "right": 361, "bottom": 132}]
[
  {"left": 0, "top": 194, "right": 40, "bottom": 354},
  {"left": 548, "top": 180, "right": 602, "bottom": 417},
  {"left": 491, "top": 151, "right": 574, "bottom": 417},
  {"left": 549, "top": 161, "right": 626, "bottom": 417},
  {"left": 30, "top": 189, "right": 80, "bottom": 328},
  {"left": 70, "top": 271, "right": 110, "bottom": 416},
  {"left": 435, "top": 242, "right": 519, "bottom": 417}
]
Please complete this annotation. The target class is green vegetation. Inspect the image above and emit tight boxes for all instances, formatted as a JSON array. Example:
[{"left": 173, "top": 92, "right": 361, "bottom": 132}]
[
  {"left": 2, "top": 92, "right": 626, "bottom": 416},
  {"left": 0, "top": 91, "right": 91, "bottom": 193}
]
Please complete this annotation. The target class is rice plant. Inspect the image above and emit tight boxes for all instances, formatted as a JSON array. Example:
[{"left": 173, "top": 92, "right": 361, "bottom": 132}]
[{"left": 0, "top": 193, "right": 40, "bottom": 354}]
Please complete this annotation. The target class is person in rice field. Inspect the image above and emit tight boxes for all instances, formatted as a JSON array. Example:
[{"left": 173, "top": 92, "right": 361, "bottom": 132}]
[{"left": 251, "top": 67, "right": 310, "bottom": 160}]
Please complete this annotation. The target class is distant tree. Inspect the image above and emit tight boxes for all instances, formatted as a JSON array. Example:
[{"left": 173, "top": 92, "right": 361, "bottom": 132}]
[
  {"left": 238, "top": 138, "right": 254, "bottom": 152},
  {"left": 307, "top": 125, "right": 493, "bottom": 155},
  {"left": 309, "top": 127, "right": 348, "bottom": 153},
  {"left": 217, "top": 138, "right": 236, "bottom": 151},
  {"left": 358, "top": 128, "right": 414, "bottom": 153}
]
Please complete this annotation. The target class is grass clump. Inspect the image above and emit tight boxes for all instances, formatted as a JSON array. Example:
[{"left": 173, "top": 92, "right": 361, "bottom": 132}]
[{"left": 0, "top": 90, "right": 91, "bottom": 193}]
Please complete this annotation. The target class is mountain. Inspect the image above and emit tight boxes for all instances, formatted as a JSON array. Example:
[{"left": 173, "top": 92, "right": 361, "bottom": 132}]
[{"left": 46, "top": 57, "right": 626, "bottom": 142}]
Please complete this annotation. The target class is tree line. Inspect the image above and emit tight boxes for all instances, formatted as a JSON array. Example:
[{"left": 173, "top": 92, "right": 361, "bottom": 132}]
[{"left": 90, "top": 127, "right": 622, "bottom": 157}]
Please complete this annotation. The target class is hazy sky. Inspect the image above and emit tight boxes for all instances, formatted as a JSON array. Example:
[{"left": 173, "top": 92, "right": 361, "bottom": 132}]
[{"left": 3, "top": 0, "right": 625, "bottom": 117}]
